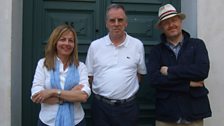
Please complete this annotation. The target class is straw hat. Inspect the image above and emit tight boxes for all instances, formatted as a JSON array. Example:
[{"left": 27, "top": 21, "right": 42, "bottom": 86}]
[{"left": 156, "top": 4, "right": 185, "bottom": 28}]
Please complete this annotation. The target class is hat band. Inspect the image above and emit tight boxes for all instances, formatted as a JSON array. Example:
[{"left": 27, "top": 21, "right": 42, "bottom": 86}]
[{"left": 160, "top": 12, "right": 177, "bottom": 21}]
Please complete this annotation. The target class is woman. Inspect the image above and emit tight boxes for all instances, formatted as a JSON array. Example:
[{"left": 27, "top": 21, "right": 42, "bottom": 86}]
[{"left": 31, "top": 24, "right": 91, "bottom": 126}]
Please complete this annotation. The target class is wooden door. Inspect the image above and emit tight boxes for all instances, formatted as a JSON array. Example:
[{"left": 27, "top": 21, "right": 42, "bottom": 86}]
[{"left": 22, "top": 0, "right": 180, "bottom": 125}]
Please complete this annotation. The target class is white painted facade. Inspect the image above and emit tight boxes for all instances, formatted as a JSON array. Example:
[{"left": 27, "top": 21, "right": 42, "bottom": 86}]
[
  {"left": 183, "top": 0, "right": 224, "bottom": 125},
  {"left": 0, "top": 0, "right": 223, "bottom": 125},
  {"left": 197, "top": 1, "right": 224, "bottom": 125},
  {"left": 0, "top": 0, "right": 12, "bottom": 126}
]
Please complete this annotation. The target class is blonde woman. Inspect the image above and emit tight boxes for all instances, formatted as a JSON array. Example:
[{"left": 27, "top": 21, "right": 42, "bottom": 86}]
[{"left": 31, "top": 24, "right": 90, "bottom": 126}]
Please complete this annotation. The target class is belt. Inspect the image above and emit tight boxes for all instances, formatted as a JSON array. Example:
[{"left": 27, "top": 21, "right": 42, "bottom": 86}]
[{"left": 94, "top": 94, "right": 135, "bottom": 106}]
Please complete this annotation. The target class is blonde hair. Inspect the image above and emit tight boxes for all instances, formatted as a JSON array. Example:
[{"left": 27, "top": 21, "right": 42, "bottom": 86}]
[{"left": 44, "top": 24, "right": 79, "bottom": 70}]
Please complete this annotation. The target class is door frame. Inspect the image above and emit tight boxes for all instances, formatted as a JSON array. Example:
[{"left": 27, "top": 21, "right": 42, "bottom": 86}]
[{"left": 22, "top": 1, "right": 181, "bottom": 126}]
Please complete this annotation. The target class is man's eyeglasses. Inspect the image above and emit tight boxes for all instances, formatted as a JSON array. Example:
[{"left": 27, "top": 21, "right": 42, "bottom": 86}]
[{"left": 108, "top": 18, "right": 125, "bottom": 23}]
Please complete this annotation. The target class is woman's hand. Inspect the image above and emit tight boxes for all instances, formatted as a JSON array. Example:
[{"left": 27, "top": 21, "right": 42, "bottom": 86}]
[
  {"left": 72, "top": 84, "right": 84, "bottom": 91},
  {"left": 58, "top": 84, "right": 88, "bottom": 103},
  {"left": 32, "top": 89, "right": 57, "bottom": 103}
]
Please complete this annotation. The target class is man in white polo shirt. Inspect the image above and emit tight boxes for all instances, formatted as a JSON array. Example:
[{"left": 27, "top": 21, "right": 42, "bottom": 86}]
[{"left": 85, "top": 4, "right": 147, "bottom": 126}]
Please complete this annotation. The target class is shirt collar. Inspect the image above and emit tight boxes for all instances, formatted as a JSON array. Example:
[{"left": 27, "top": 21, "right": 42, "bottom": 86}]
[
  {"left": 105, "top": 32, "right": 129, "bottom": 48},
  {"left": 56, "top": 56, "right": 62, "bottom": 63},
  {"left": 165, "top": 36, "right": 184, "bottom": 48},
  {"left": 56, "top": 56, "right": 69, "bottom": 72}
]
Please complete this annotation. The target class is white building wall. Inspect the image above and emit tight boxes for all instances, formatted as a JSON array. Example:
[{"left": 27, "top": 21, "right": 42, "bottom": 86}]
[
  {"left": 0, "top": 0, "right": 22, "bottom": 125},
  {"left": 198, "top": 0, "right": 224, "bottom": 125},
  {"left": 182, "top": 0, "right": 197, "bottom": 37},
  {"left": 0, "top": 0, "right": 12, "bottom": 126},
  {"left": 182, "top": 0, "right": 224, "bottom": 125}
]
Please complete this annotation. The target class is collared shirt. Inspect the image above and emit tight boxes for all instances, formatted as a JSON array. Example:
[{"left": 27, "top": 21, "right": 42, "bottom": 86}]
[
  {"left": 85, "top": 33, "right": 147, "bottom": 100},
  {"left": 176, "top": 118, "right": 191, "bottom": 124},
  {"left": 31, "top": 58, "right": 91, "bottom": 126},
  {"left": 166, "top": 41, "right": 183, "bottom": 59}
]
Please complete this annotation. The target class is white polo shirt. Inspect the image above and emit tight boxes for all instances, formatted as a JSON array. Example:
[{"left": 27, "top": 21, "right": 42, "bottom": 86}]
[{"left": 85, "top": 33, "right": 147, "bottom": 100}]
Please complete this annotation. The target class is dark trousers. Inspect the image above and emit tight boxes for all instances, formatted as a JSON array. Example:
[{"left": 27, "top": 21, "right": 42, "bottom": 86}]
[
  {"left": 91, "top": 95, "right": 139, "bottom": 126},
  {"left": 37, "top": 118, "right": 86, "bottom": 126}
]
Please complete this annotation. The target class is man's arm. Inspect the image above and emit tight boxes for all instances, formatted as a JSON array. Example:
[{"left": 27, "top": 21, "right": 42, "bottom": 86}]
[
  {"left": 148, "top": 46, "right": 190, "bottom": 92},
  {"left": 88, "top": 76, "right": 93, "bottom": 89},
  {"left": 160, "top": 66, "right": 204, "bottom": 88},
  {"left": 167, "top": 39, "right": 210, "bottom": 81}
]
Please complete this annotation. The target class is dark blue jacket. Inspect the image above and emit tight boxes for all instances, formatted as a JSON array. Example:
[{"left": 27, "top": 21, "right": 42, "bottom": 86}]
[{"left": 148, "top": 30, "right": 211, "bottom": 122}]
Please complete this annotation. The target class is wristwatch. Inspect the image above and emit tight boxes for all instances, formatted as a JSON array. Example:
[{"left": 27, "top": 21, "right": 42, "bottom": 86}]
[
  {"left": 57, "top": 90, "right": 62, "bottom": 98},
  {"left": 57, "top": 90, "right": 63, "bottom": 105}
]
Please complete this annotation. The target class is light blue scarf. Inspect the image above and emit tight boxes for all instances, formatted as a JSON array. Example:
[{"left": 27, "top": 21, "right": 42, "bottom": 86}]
[{"left": 50, "top": 59, "right": 80, "bottom": 126}]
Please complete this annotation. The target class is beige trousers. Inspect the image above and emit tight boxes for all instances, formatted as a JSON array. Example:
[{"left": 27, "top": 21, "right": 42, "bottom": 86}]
[{"left": 156, "top": 120, "right": 203, "bottom": 126}]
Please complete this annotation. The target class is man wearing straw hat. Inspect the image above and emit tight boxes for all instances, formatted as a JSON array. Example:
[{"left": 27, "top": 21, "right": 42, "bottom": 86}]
[{"left": 148, "top": 4, "right": 212, "bottom": 126}]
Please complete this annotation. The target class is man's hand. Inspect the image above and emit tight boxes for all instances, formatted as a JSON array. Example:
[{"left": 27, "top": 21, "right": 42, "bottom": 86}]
[
  {"left": 190, "top": 81, "right": 204, "bottom": 87},
  {"left": 160, "top": 66, "right": 168, "bottom": 76}
]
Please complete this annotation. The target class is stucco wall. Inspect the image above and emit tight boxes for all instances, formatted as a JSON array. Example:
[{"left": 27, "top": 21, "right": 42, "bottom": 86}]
[
  {"left": 198, "top": 0, "right": 224, "bottom": 125},
  {"left": 0, "top": 0, "right": 22, "bottom": 125},
  {"left": 0, "top": 0, "right": 12, "bottom": 126},
  {"left": 182, "top": 0, "right": 224, "bottom": 125},
  {"left": 182, "top": 0, "right": 197, "bottom": 37}
]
